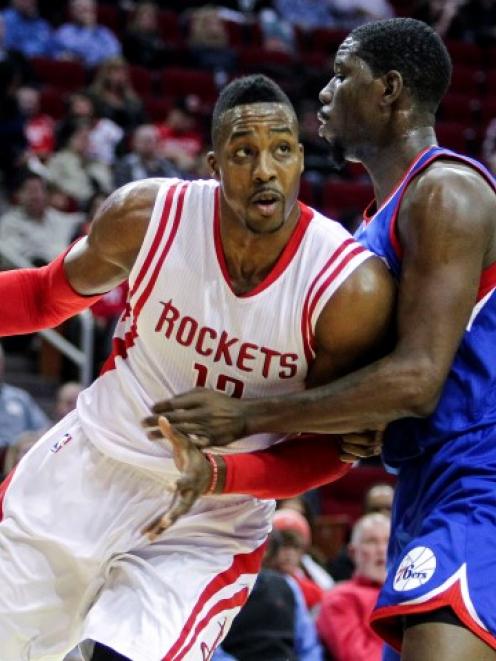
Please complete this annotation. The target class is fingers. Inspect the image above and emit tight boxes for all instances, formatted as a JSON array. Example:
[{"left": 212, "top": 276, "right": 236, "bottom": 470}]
[
  {"left": 158, "top": 416, "right": 190, "bottom": 471},
  {"left": 142, "top": 486, "right": 200, "bottom": 540}
]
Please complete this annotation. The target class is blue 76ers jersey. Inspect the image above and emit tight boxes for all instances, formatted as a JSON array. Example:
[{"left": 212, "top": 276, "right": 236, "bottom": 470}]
[{"left": 355, "top": 146, "right": 496, "bottom": 464}]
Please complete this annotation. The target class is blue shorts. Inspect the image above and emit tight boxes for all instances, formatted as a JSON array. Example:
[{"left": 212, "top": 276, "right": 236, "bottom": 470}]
[{"left": 371, "top": 426, "right": 496, "bottom": 652}]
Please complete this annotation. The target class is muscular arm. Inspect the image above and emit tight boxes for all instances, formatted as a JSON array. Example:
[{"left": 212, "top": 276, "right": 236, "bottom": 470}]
[
  {"left": 0, "top": 180, "right": 159, "bottom": 335},
  {"left": 244, "top": 164, "right": 494, "bottom": 434}
]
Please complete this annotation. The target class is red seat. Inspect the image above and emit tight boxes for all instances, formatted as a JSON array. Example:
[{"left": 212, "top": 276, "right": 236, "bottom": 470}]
[
  {"left": 449, "top": 65, "right": 483, "bottom": 96},
  {"left": 128, "top": 65, "right": 153, "bottom": 97},
  {"left": 479, "top": 95, "right": 496, "bottom": 130},
  {"left": 143, "top": 97, "right": 174, "bottom": 122},
  {"left": 39, "top": 86, "right": 68, "bottom": 120},
  {"left": 322, "top": 179, "right": 374, "bottom": 218},
  {"left": 160, "top": 67, "right": 218, "bottom": 104},
  {"left": 439, "top": 93, "right": 479, "bottom": 124},
  {"left": 446, "top": 40, "right": 483, "bottom": 68},
  {"left": 237, "top": 47, "right": 297, "bottom": 75},
  {"left": 157, "top": 10, "right": 181, "bottom": 44},
  {"left": 308, "top": 28, "right": 348, "bottom": 55},
  {"left": 31, "top": 57, "right": 86, "bottom": 92},
  {"left": 298, "top": 177, "right": 314, "bottom": 206},
  {"left": 436, "top": 121, "right": 470, "bottom": 152}
]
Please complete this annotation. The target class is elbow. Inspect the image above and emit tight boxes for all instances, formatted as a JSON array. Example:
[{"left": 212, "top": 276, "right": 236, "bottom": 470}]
[{"left": 398, "top": 359, "right": 444, "bottom": 418}]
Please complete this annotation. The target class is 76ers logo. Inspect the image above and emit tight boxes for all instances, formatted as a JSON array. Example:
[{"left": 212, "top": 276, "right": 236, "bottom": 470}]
[
  {"left": 394, "top": 546, "right": 437, "bottom": 592},
  {"left": 50, "top": 433, "right": 73, "bottom": 454}
]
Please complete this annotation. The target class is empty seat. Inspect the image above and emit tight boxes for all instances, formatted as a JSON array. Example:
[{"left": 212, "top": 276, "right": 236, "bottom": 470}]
[
  {"left": 31, "top": 57, "right": 86, "bottom": 92},
  {"left": 128, "top": 65, "right": 153, "bottom": 97},
  {"left": 436, "top": 121, "right": 471, "bottom": 152},
  {"left": 439, "top": 92, "right": 479, "bottom": 124},
  {"left": 322, "top": 179, "right": 374, "bottom": 218},
  {"left": 160, "top": 67, "right": 218, "bottom": 104}
]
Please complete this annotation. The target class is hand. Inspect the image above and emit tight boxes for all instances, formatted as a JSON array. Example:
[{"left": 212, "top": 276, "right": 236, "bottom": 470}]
[
  {"left": 142, "top": 388, "right": 249, "bottom": 447},
  {"left": 142, "top": 416, "right": 225, "bottom": 540},
  {"left": 339, "top": 429, "right": 384, "bottom": 463}
]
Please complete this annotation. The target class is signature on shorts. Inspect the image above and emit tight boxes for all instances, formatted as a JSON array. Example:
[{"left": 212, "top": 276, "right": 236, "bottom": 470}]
[{"left": 201, "top": 618, "right": 227, "bottom": 661}]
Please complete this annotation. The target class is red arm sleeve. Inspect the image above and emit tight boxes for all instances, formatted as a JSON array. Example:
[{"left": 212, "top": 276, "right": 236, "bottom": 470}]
[
  {"left": 0, "top": 248, "right": 104, "bottom": 336},
  {"left": 222, "top": 434, "right": 351, "bottom": 499}
]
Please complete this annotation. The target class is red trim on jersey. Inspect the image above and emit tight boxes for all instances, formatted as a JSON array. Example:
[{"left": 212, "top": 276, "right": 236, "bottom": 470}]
[
  {"left": 478, "top": 261, "right": 496, "bottom": 301},
  {"left": 163, "top": 542, "right": 266, "bottom": 660},
  {"left": 300, "top": 238, "right": 355, "bottom": 363},
  {"left": 0, "top": 469, "right": 16, "bottom": 521},
  {"left": 130, "top": 184, "right": 178, "bottom": 296},
  {"left": 172, "top": 587, "right": 250, "bottom": 660},
  {"left": 99, "top": 323, "right": 138, "bottom": 374},
  {"left": 129, "top": 183, "right": 179, "bottom": 299},
  {"left": 213, "top": 191, "right": 314, "bottom": 298},
  {"left": 134, "top": 184, "right": 188, "bottom": 320},
  {"left": 362, "top": 146, "right": 433, "bottom": 226},
  {"left": 370, "top": 579, "right": 496, "bottom": 652}
]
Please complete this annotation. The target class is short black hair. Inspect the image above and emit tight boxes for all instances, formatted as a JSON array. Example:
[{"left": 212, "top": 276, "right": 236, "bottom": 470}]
[
  {"left": 211, "top": 74, "right": 296, "bottom": 146},
  {"left": 350, "top": 18, "right": 452, "bottom": 113}
]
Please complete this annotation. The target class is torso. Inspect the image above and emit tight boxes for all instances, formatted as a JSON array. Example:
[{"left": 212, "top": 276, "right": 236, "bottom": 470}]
[
  {"left": 77, "top": 178, "right": 372, "bottom": 479},
  {"left": 355, "top": 146, "right": 496, "bottom": 463}
]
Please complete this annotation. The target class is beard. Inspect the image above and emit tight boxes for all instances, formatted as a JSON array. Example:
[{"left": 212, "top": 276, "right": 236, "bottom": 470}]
[{"left": 325, "top": 136, "right": 347, "bottom": 170}]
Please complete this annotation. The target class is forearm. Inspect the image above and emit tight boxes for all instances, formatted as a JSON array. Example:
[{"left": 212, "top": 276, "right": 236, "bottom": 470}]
[
  {"left": 0, "top": 249, "right": 103, "bottom": 336},
  {"left": 244, "top": 353, "right": 434, "bottom": 436},
  {"left": 221, "top": 434, "right": 350, "bottom": 499}
]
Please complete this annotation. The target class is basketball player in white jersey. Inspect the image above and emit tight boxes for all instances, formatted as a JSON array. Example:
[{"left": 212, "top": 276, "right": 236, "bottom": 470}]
[{"left": 0, "top": 75, "right": 395, "bottom": 661}]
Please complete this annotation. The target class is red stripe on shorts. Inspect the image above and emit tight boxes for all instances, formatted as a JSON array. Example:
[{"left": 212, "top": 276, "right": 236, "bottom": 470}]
[
  {"left": 370, "top": 579, "right": 496, "bottom": 652},
  {"left": 162, "top": 542, "right": 266, "bottom": 660}
]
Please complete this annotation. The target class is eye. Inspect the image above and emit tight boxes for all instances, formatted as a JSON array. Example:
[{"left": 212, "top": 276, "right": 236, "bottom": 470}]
[
  {"left": 233, "top": 146, "right": 253, "bottom": 159},
  {"left": 276, "top": 143, "right": 292, "bottom": 155}
]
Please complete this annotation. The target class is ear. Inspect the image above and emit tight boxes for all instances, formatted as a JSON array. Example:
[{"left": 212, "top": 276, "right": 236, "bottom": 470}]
[
  {"left": 207, "top": 151, "right": 220, "bottom": 180},
  {"left": 299, "top": 143, "right": 305, "bottom": 175},
  {"left": 381, "top": 70, "right": 403, "bottom": 107}
]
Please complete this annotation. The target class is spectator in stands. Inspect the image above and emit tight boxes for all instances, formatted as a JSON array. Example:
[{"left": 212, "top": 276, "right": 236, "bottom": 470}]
[
  {"left": 327, "top": 481, "right": 394, "bottom": 582},
  {"left": 2, "top": 429, "right": 42, "bottom": 477},
  {"left": 412, "top": 0, "right": 466, "bottom": 39},
  {"left": 46, "top": 118, "right": 112, "bottom": 207},
  {"left": 17, "top": 85, "right": 55, "bottom": 161},
  {"left": 66, "top": 91, "right": 124, "bottom": 167},
  {"left": 186, "top": 5, "right": 237, "bottom": 75},
  {"left": 122, "top": 1, "right": 168, "bottom": 69},
  {"left": 0, "top": 170, "right": 82, "bottom": 266},
  {"left": 272, "top": 0, "right": 338, "bottom": 31},
  {"left": 88, "top": 56, "right": 145, "bottom": 131},
  {"left": 332, "top": 0, "right": 394, "bottom": 29},
  {"left": 53, "top": 381, "right": 82, "bottom": 421},
  {"left": 156, "top": 101, "right": 205, "bottom": 174},
  {"left": 54, "top": 0, "right": 121, "bottom": 68},
  {"left": 213, "top": 530, "right": 324, "bottom": 661},
  {"left": 0, "top": 343, "right": 49, "bottom": 452},
  {"left": 482, "top": 117, "right": 496, "bottom": 173},
  {"left": 317, "top": 513, "right": 391, "bottom": 661},
  {"left": 270, "top": 507, "right": 331, "bottom": 610},
  {"left": 2, "top": 0, "right": 55, "bottom": 58},
  {"left": 113, "top": 124, "right": 183, "bottom": 188}
]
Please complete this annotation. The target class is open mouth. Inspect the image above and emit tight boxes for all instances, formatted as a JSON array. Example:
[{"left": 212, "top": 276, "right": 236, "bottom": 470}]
[{"left": 251, "top": 192, "right": 281, "bottom": 216}]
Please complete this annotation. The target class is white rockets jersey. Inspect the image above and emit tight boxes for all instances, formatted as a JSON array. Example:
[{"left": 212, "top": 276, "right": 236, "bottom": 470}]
[{"left": 77, "top": 178, "right": 372, "bottom": 480}]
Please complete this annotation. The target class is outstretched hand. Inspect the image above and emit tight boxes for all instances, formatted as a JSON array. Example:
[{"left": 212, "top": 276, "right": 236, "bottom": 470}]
[
  {"left": 142, "top": 388, "right": 249, "bottom": 448},
  {"left": 142, "top": 417, "right": 224, "bottom": 541}
]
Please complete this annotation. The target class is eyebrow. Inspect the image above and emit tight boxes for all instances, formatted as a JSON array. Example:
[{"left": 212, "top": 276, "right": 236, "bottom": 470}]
[{"left": 229, "top": 126, "right": 294, "bottom": 140}]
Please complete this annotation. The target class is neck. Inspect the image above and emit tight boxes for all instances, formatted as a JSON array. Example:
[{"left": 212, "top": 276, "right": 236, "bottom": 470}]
[
  {"left": 360, "top": 126, "right": 437, "bottom": 207},
  {"left": 219, "top": 195, "right": 300, "bottom": 295}
]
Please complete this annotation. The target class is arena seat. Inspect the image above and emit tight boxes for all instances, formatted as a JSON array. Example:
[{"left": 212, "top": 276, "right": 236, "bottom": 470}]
[
  {"left": 436, "top": 121, "right": 471, "bottom": 152},
  {"left": 128, "top": 65, "right": 154, "bottom": 97},
  {"left": 322, "top": 179, "right": 374, "bottom": 218},
  {"left": 160, "top": 67, "right": 218, "bottom": 104},
  {"left": 30, "top": 57, "right": 86, "bottom": 92},
  {"left": 39, "top": 86, "right": 68, "bottom": 120},
  {"left": 446, "top": 40, "right": 483, "bottom": 68},
  {"left": 439, "top": 92, "right": 480, "bottom": 124},
  {"left": 449, "top": 65, "right": 484, "bottom": 96},
  {"left": 157, "top": 10, "right": 182, "bottom": 45}
]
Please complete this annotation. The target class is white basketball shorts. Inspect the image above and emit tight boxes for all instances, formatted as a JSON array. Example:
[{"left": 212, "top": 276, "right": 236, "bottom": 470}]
[{"left": 0, "top": 411, "right": 273, "bottom": 661}]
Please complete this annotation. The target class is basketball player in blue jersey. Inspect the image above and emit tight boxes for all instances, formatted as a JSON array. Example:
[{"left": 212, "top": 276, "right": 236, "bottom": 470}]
[{"left": 147, "top": 18, "right": 496, "bottom": 661}]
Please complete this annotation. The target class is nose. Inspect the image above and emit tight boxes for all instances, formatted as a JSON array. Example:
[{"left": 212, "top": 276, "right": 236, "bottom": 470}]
[
  {"left": 253, "top": 151, "right": 276, "bottom": 183},
  {"left": 319, "top": 82, "right": 333, "bottom": 105}
]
